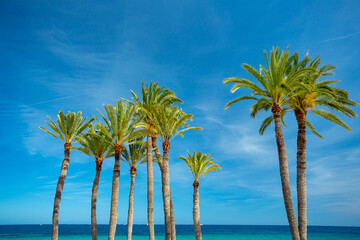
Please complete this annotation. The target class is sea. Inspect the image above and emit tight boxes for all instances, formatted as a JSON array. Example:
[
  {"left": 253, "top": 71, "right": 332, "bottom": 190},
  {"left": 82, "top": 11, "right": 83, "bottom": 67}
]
[{"left": 0, "top": 225, "right": 359, "bottom": 239}]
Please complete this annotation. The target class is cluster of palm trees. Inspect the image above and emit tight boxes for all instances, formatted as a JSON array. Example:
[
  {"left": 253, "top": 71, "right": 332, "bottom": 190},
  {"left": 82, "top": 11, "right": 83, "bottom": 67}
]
[
  {"left": 40, "top": 82, "right": 220, "bottom": 240},
  {"left": 223, "top": 47, "right": 358, "bottom": 240},
  {"left": 40, "top": 46, "right": 358, "bottom": 240}
]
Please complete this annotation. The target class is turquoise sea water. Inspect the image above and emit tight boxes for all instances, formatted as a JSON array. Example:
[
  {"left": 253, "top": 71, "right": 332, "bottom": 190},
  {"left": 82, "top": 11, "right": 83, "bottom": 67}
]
[{"left": 1, "top": 225, "right": 359, "bottom": 239}]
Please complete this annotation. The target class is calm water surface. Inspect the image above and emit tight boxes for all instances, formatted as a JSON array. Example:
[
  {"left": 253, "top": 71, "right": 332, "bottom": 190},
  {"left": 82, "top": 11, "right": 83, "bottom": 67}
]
[{"left": 0, "top": 225, "right": 359, "bottom": 239}]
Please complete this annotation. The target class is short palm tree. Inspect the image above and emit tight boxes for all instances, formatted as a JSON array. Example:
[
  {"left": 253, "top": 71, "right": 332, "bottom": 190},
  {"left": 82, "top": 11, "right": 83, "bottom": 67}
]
[
  {"left": 285, "top": 54, "right": 358, "bottom": 240},
  {"left": 128, "top": 81, "right": 182, "bottom": 240},
  {"left": 150, "top": 106, "right": 202, "bottom": 240},
  {"left": 178, "top": 151, "right": 220, "bottom": 240},
  {"left": 121, "top": 137, "right": 147, "bottom": 240},
  {"left": 39, "top": 111, "right": 93, "bottom": 240},
  {"left": 73, "top": 123, "right": 114, "bottom": 240},
  {"left": 96, "top": 100, "right": 141, "bottom": 240},
  {"left": 223, "top": 47, "right": 311, "bottom": 240}
]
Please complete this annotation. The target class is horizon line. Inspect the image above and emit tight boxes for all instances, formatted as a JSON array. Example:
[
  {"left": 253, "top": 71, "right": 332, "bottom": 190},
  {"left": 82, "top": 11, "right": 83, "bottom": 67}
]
[{"left": 1, "top": 224, "right": 359, "bottom": 228}]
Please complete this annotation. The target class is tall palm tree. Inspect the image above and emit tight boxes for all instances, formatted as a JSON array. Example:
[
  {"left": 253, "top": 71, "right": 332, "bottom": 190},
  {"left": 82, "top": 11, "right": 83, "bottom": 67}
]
[
  {"left": 128, "top": 81, "right": 182, "bottom": 240},
  {"left": 73, "top": 123, "right": 114, "bottom": 240},
  {"left": 178, "top": 151, "right": 220, "bottom": 240},
  {"left": 150, "top": 106, "right": 202, "bottom": 240},
  {"left": 223, "top": 47, "right": 311, "bottom": 240},
  {"left": 39, "top": 111, "right": 93, "bottom": 240},
  {"left": 96, "top": 100, "right": 141, "bottom": 240},
  {"left": 152, "top": 139, "right": 176, "bottom": 240},
  {"left": 121, "top": 137, "right": 147, "bottom": 240},
  {"left": 285, "top": 54, "right": 358, "bottom": 240}
]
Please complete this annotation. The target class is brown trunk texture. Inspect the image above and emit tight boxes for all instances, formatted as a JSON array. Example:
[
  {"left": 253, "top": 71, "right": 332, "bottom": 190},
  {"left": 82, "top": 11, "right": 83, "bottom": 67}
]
[
  {"left": 161, "top": 141, "right": 172, "bottom": 240},
  {"left": 91, "top": 164, "right": 102, "bottom": 240},
  {"left": 108, "top": 147, "right": 121, "bottom": 240},
  {"left": 127, "top": 168, "right": 136, "bottom": 240},
  {"left": 193, "top": 181, "right": 202, "bottom": 240},
  {"left": 146, "top": 135, "right": 155, "bottom": 240},
  {"left": 152, "top": 136, "right": 162, "bottom": 165},
  {"left": 295, "top": 111, "right": 307, "bottom": 240},
  {"left": 170, "top": 191, "right": 176, "bottom": 240},
  {"left": 51, "top": 143, "right": 71, "bottom": 240},
  {"left": 273, "top": 111, "right": 300, "bottom": 240}
]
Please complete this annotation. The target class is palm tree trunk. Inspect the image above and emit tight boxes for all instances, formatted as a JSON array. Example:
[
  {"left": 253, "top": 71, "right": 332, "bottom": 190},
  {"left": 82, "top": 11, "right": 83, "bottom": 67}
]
[
  {"left": 193, "top": 181, "right": 201, "bottom": 240},
  {"left": 108, "top": 146, "right": 122, "bottom": 240},
  {"left": 127, "top": 167, "right": 136, "bottom": 240},
  {"left": 152, "top": 135, "right": 161, "bottom": 164},
  {"left": 51, "top": 143, "right": 71, "bottom": 240},
  {"left": 170, "top": 191, "right": 176, "bottom": 240},
  {"left": 272, "top": 108, "right": 300, "bottom": 240},
  {"left": 153, "top": 137, "right": 176, "bottom": 240},
  {"left": 295, "top": 111, "right": 307, "bottom": 240},
  {"left": 161, "top": 141, "right": 172, "bottom": 240},
  {"left": 91, "top": 163, "right": 102, "bottom": 240},
  {"left": 146, "top": 135, "right": 155, "bottom": 240}
]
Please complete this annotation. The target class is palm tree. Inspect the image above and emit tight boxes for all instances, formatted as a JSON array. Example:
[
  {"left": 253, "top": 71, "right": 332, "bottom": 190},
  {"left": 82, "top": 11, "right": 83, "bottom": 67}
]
[
  {"left": 223, "top": 47, "right": 311, "bottom": 240},
  {"left": 285, "top": 54, "right": 358, "bottom": 240},
  {"left": 121, "top": 137, "right": 147, "bottom": 240},
  {"left": 150, "top": 106, "right": 202, "bottom": 240},
  {"left": 128, "top": 81, "right": 182, "bottom": 240},
  {"left": 73, "top": 123, "right": 114, "bottom": 240},
  {"left": 178, "top": 151, "right": 220, "bottom": 240},
  {"left": 96, "top": 100, "right": 141, "bottom": 240},
  {"left": 152, "top": 139, "right": 176, "bottom": 240},
  {"left": 39, "top": 111, "right": 93, "bottom": 240}
]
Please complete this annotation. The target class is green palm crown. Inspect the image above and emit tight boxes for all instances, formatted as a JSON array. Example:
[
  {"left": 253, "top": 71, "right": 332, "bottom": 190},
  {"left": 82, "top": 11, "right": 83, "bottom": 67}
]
[
  {"left": 179, "top": 151, "right": 221, "bottom": 183},
  {"left": 96, "top": 100, "right": 142, "bottom": 148},
  {"left": 39, "top": 110, "right": 94, "bottom": 144},
  {"left": 73, "top": 123, "right": 114, "bottom": 164},
  {"left": 127, "top": 81, "right": 182, "bottom": 127},
  {"left": 149, "top": 106, "right": 202, "bottom": 145},
  {"left": 285, "top": 53, "right": 359, "bottom": 138},
  {"left": 121, "top": 137, "right": 147, "bottom": 169}
]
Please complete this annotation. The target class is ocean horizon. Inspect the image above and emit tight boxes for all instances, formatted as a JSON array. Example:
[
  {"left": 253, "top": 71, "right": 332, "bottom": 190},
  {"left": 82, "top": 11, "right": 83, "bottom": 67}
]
[{"left": 1, "top": 224, "right": 359, "bottom": 239}]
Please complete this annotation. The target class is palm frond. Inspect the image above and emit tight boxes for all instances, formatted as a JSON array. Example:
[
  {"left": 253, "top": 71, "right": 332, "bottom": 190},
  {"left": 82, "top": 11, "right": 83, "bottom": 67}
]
[
  {"left": 40, "top": 111, "right": 92, "bottom": 144},
  {"left": 306, "top": 119, "right": 323, "bottom": 139},
  {"left": 178, "top": 150, "right": 220, "bottom": 181},
  {"left": 310, "top": 109, "right": 351, "bottom": 131}
]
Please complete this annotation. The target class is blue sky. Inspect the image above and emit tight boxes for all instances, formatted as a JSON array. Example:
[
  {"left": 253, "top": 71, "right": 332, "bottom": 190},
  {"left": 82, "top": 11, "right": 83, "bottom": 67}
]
[{"left": 0, "top": 0, "right": 360, "bottom": 226}]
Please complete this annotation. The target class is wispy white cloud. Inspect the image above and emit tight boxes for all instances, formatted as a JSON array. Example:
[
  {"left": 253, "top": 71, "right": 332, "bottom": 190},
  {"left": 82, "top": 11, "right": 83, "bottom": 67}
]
[
  {"left": 26, "top": 93, "right": 90, "bottom": 107},
  {"left": 20, "top": 104, "right": 62, "bottom": 156},
  {"left": 35, "top": 176, "right": 48, "bottom": 180},
  {"left": 319, "top": 31, "right": 360, "bottom": 43}
]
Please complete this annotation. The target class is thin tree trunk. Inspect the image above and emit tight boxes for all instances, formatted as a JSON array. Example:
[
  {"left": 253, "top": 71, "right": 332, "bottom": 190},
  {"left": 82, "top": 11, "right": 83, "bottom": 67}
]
[
  {"left": 295, "top": 111, "right": 307, "bottom": 240},
  {"left": 170, "top": 191, "right": 176, "bottom": 240},
  {"left": 152, "top": 135, "right": 161, "bottom": 164},
  {"left": 51, "top": 143, "right": 71, "bottom": 240},
  {"left": 91, "top": 163, "right": 102, "bottom": 240},
  {"left": 153, "top": 137, "right": 176, "bottom": 240},
  {"left": 161, "top": 141, "right": 172, "bottom": 240},
  {"left": 146, "top": 135, "right": 155, "bottom": 240},
  {"left": 127, "top": 167, "right": 136, "bottom": 240},
  {"left": 272, "top": 107, "right": 300, "bottom": 240},
  {"left": 108, "top": 146, "right": 122, "bottom": 240},
  {"left": 193, "top": 181, "right": 201, "bottom": 240}
]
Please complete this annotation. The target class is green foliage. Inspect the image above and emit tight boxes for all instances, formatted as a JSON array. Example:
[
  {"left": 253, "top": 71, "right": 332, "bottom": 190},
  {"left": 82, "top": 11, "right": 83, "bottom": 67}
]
[
  {"left": 73, "top": 123, "right": 114, "bottom": 162},
  {"left": 121, "top": 137, "right": 147, "bottom": 168},
  {"left": 127, "top": 81, "right": 182, "bottom": 126},
  {"left": 39, "top": 111, "right": 94, "bottom": 143},
  {"left": 286, "top": 53, "right": 358, "bottom": 137},
  {"left": 223, "top": 46, "right": 359, "bottom": 136},
  {"left": 223, "top": 46, "right": 312, "bottom": 113},
  {"left": 150, "top": 106, "right": 202, "bottom": 143},
  {"left": 178, "top": 151, "right": 220, "bottom": 181},
  {"left": 96, "top": 100, "right": 143, "bottom": 147}
]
